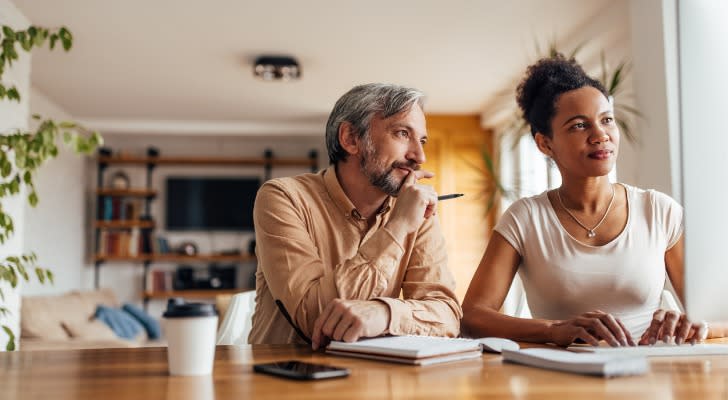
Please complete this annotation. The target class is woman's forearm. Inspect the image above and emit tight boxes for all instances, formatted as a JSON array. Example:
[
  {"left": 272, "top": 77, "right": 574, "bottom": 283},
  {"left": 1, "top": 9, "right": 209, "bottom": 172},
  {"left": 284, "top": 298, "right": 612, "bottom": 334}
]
[{"left": 461, "top": 305, "right": 557, "bottom": 343}]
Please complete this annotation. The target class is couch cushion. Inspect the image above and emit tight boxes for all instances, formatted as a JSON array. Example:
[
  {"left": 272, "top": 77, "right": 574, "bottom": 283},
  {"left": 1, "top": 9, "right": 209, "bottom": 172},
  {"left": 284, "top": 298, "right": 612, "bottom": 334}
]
[
  {"left": 20, "top": 295, "right": 73, "bottom": 340},
  {"left": 122, "top": 303, "right": 161, "bottom": 339},
  {"left": 62, "top": 319, "right": 119, "bottom": 340},
  {"left": 94, "top": 305, "right": 146, "bottom": 341},
  {"left": 21, "top": 288, "right": 119, "bottom": 340}
]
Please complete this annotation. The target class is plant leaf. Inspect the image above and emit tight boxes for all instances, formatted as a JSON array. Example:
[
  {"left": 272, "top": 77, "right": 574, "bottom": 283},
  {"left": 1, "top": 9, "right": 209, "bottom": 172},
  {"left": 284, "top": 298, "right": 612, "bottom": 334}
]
[
  {"left": 2, "top": 325, "right": 16, "bottom": 351},
  {"left": 34, "top": 267, "right": 46, "bottom": 284}
]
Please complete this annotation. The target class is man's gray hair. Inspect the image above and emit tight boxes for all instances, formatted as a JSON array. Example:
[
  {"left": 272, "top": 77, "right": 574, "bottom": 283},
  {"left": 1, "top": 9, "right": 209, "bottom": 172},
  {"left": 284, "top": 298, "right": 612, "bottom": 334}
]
[{"left": 325, "top": 83, "right": 425, "bottom": 164}]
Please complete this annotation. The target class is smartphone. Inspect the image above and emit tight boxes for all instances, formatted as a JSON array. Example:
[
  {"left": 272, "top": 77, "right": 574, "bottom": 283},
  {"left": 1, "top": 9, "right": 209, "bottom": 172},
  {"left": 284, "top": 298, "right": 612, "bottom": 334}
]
[{"left": 253, "top": 360, "right": 350, "bottom": 380}]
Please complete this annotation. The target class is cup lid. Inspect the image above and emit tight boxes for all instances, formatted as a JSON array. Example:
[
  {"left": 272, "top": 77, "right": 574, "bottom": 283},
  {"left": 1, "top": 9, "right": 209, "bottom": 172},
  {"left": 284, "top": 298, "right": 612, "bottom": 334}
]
[{"left": 163, "top": 298, "right": 218, "bottom": 318}]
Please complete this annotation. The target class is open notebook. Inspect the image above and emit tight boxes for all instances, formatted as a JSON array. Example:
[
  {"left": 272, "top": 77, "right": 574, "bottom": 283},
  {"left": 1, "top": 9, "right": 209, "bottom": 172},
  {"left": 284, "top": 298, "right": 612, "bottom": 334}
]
[{"left": 326, "top": 336, "right": 483, "bottom": 366}]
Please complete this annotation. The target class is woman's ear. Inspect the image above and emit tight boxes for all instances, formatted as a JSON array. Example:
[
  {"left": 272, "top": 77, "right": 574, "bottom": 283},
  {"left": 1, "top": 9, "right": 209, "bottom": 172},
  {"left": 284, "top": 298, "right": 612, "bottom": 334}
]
[
  {"left": 338, "top": 122, "right": 360, "bottom": 156},
  {"left": 534, "top": 132, "right": 553, "bottom": 157}
]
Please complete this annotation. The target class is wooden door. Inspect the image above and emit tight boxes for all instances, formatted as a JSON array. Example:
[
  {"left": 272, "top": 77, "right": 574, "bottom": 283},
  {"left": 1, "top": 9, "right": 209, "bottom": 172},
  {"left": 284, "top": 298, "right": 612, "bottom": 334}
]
[{"left": 423, "top": 115, "right": 495, "bottom": 301}]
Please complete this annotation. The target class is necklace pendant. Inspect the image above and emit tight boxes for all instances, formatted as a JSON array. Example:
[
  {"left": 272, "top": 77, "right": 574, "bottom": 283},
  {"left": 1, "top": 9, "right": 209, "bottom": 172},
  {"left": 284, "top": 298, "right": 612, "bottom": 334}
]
[{"left": 587, "top": 230, "right": 596, "bottom": 238}]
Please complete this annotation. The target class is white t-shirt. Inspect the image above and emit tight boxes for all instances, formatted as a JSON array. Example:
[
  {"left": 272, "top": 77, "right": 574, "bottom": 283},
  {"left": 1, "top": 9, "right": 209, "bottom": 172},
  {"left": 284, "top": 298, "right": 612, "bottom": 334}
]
[{"left": 495, "top": 184, "right": 684, "bottom": 339}]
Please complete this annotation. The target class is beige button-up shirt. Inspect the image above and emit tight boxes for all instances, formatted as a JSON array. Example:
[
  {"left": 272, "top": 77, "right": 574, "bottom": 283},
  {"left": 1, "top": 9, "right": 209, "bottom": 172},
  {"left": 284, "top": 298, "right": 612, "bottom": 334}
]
[{"left": 248, "top": 166, "right": 462, "bottom": 344}]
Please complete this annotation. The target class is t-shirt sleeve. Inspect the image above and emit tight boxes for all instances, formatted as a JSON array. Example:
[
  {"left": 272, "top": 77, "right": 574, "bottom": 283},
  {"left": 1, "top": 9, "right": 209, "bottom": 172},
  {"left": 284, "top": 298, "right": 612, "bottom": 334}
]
[
  {"left": 493, "top": 199, "right": 530, "bottom": 255},
  {"left": 650, "top": 190, "right": 684, "bottom": 250}
]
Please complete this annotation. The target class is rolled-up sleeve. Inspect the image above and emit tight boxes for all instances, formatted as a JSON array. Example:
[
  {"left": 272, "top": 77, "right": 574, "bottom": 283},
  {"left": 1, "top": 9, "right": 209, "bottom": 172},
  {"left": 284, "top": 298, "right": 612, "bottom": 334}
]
[{"left": 374, "top": 216, "right": 462, "bottom": 337}]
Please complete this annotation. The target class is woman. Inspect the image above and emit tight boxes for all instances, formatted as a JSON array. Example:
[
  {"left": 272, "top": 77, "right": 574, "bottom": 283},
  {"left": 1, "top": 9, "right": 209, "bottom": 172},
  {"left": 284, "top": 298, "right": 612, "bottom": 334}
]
[{"left": 462, "top": 55, "right": 716, "bottom": 347}]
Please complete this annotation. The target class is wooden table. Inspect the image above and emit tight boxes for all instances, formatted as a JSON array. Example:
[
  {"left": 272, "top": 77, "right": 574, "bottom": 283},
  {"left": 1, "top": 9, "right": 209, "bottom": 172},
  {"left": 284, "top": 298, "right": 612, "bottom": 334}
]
[{"left": 2, "top": 342, "right": 728, "bottom": 399}]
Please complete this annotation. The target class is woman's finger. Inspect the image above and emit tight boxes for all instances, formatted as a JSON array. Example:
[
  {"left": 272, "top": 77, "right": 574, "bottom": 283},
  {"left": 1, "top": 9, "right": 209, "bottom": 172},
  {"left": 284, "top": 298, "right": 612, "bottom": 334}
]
[
  {"left": 658, "top": 311, "right": 680, "bottom": 343},
  {"left": 598, "top": 313, "right": 630, "bottom": 346},
  {"left": 642, "top": 309, "right": 667, "bottom": 345},
  {"left": 675, "top": 314, "right": 692, "bottom": 344},
  {"left": 616, "top": 318, "right": 637, "bottom": 346},
  {"left": 579, "top": 317, "right": 620, "bottom": 347},
  {"left": 575, "top": 327, "right": 600, "bottom": 347}
]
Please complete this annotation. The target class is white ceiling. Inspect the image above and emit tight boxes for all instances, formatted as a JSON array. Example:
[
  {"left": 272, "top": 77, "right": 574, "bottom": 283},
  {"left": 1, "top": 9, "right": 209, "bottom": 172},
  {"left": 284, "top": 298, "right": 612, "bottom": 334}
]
[{"left": 12, "top": 0, "right": 630, "bottom": 135}]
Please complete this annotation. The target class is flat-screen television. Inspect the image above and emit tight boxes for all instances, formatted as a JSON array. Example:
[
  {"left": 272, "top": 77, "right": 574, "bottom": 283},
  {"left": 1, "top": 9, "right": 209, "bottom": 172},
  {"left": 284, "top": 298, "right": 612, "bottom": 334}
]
[{"left": 165, "top": 177, "right": 260, "bottom": 231}]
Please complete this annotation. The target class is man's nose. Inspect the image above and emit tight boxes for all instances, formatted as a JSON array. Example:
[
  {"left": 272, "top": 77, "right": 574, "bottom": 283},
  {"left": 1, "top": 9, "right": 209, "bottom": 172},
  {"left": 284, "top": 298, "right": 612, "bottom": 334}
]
[{"left": 407, "top": 140, "right": 426, "bottom": 164}]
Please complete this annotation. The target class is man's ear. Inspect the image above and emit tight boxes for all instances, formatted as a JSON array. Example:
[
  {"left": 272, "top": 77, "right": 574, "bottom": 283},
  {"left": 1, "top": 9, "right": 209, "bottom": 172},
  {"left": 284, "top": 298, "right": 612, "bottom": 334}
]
[
  {"left": 534, "top": 132, "right": 553, "bottom": 157},
  {"left": 338, "top": 122, "right": 360, "bottom": 156}
]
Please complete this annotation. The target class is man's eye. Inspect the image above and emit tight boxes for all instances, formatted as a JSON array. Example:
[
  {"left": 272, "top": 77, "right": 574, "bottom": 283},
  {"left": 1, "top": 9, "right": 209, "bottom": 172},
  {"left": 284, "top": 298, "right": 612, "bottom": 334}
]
[
  {"left": 397, "top": 130, "right": 409, "bottom": 138},
  {"left": 603, "top": 117, "right": 615, "bottom": 124},
  {"left": 572, "top": 122, "right": 586, "bottom": 130}
]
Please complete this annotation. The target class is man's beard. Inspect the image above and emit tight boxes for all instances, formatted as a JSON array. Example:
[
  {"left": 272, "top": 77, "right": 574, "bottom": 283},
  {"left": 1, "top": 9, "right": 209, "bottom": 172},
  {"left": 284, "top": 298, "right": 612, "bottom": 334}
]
[{"left": 359, "top": 135, "right": 419, "bottom": 197}]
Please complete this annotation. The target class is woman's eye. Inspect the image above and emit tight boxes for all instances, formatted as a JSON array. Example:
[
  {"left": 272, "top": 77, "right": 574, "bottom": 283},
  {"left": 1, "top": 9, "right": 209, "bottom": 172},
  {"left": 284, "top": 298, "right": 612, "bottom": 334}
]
[
  {"left": 572, "top": 122, "right": 586, "bottom": 130},
  {"left": 603, "top": 117, "right": 615, "bottom": 124}
]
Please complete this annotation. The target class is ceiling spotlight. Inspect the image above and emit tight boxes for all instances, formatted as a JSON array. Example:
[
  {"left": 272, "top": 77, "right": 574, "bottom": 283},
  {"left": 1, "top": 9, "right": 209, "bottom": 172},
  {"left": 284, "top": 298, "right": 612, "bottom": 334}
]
[{"left": 253, "top": 56, "right": 301, "bottom": 81}]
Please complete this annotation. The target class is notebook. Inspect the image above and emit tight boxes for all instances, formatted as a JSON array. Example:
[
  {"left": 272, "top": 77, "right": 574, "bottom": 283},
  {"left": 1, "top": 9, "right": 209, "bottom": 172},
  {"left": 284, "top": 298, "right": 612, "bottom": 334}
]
[
  {"left": 502, "top": 348, "right": 648, "bottom": 378},
  {"left": 326, "top": 335, "right": 483, "bottom": 366},
  {"left": 567, "top": 342, "right": 728, "bottom": 357}
]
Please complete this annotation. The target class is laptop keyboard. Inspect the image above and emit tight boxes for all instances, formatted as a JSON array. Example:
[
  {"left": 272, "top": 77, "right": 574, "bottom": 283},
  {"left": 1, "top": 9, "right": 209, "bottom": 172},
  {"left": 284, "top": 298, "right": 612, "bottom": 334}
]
[{"left": 567, "top": 343, "right": 728, "bottom": 357}]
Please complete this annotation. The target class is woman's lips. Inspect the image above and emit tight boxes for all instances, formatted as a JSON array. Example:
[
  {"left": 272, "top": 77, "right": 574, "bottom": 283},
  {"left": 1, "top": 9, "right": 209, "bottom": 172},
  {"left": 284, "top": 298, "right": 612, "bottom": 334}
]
[{"left": 588, "top": 150, "right": 613, "bottom": 160}]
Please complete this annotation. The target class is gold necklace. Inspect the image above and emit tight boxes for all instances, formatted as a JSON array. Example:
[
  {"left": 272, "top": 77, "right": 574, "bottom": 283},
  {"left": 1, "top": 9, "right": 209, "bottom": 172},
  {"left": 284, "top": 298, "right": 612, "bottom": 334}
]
[{"left": 557, "top": 184, "right": 615, "bottom": 238}]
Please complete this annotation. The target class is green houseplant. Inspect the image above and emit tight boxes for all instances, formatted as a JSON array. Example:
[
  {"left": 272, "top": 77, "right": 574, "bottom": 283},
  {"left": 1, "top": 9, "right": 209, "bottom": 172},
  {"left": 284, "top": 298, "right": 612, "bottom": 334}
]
[{"left": 0, "top": 24, "right": 102, "bottom": 350}]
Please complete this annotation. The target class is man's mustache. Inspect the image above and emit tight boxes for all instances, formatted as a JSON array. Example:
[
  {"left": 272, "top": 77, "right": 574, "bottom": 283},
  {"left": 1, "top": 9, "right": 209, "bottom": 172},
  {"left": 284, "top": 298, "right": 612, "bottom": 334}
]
[{"left": 392, "top": 160, "right": 420, "bottom": 171}]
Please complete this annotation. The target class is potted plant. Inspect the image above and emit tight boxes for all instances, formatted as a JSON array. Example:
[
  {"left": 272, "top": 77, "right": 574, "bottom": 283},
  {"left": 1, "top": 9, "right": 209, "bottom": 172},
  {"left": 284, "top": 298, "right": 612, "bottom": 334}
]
[{"left": 0, "top": 24, "right": 102, "bottom": 350}]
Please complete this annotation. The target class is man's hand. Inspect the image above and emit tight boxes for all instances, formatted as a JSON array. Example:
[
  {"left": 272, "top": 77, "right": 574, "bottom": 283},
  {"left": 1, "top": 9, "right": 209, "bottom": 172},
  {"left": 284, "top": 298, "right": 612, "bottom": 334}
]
[
  {"left": 639, "top": 309, "right": 708, "bottom": 345},
  {"left": 386, "top": 170, "right": 437, "bottom": 237},
  {"left": 311, "top": 299, "right": 390, "bottom": 350},
  {"left": 549, "top": 310, "right": 636, "bottom": 347}
]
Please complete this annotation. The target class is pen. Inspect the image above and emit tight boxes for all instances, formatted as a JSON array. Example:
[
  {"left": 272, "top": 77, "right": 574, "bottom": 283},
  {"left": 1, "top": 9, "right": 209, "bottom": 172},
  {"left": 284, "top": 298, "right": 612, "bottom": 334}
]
[
  {"left": 437, "top": 193, "right": 464, "bottom": 201},
  {"left": 275, "top": 299, "right": 312, "bottom": 345}
]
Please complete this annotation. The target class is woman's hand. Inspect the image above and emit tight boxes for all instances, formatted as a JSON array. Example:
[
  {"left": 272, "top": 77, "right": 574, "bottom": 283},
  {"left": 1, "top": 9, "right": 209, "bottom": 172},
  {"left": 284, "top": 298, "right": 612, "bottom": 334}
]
[
  {"left": 639, "top": 309, "right": 708, "bottom": 345},
  {"left": 548, "top": 310, "right": 636, "bottom": 347}
]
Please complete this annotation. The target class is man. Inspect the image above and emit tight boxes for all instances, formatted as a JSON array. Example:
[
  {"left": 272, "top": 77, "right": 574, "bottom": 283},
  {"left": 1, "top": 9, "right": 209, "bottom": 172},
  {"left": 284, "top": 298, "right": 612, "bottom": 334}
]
[{"left": 249, "top": 83, "right": 461, "bottom": 349}]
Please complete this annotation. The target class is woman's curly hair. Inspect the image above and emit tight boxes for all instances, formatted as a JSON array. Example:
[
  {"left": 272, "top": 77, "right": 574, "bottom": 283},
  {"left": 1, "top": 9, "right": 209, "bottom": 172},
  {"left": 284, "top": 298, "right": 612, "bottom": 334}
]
[{"left": 516, "top": 54, "right": 609, "bottom": 138}]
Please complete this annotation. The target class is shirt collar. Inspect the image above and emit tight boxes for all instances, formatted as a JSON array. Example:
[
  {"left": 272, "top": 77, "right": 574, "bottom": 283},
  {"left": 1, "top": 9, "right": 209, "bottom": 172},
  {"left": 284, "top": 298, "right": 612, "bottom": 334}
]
[{"left": 323, "top": 165, "right": 393, "bottom": 220}]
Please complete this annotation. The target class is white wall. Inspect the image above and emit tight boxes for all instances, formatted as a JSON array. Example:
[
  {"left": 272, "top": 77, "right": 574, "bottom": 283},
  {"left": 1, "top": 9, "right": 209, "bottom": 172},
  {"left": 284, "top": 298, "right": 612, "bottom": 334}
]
[
  {"left": 22, "top": 88, "right": 86, "bottom": 296},
  {"left": 91, "top": 134, "right": 326, "bottom": 317},
  {"left": 0, "top": 0, "right": 30, "bottom": 349},
  {"left": 678, "top": 0, "right": 728, "bottom": 321},
  {"left": 621, "top": 0, "right": 680, "bottom": 197}
]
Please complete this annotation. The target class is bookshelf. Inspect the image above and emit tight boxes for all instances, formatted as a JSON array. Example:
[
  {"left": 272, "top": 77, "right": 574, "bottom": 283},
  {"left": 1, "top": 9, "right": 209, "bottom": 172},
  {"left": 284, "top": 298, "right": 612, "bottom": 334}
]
[{"left": 93, "top": 148, "right": 318, "bottom": 307}]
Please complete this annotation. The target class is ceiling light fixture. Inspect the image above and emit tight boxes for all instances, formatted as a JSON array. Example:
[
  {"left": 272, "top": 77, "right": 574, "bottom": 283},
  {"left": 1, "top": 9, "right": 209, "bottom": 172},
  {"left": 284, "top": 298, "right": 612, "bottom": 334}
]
[{"left": 253, "top": 56, "right": 301, "bottom": 81}]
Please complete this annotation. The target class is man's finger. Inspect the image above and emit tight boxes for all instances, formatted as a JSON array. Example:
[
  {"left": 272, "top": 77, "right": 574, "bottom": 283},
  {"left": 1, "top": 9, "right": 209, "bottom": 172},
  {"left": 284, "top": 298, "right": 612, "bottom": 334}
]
[
  {"left": 412, "top": 169, "right": 434, "bottom": 180},
  {"left": 332, "top": 312, "right": 355, "bottom": 341},
  {"left": 400, "top": 170, "right": 418, "bottom": 189},
  {"left": 312, "top": 302, "right": 335, "bottom": 350},
  {"left": 321, "top": 306, "right": 344, "bottom": 338},
  {"left": 342, "top": 319, "right": 364, "bottom": 343}
]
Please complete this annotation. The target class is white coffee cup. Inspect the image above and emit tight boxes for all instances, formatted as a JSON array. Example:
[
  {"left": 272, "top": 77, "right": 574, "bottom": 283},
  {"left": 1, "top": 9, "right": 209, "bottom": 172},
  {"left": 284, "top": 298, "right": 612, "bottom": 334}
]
[{"left": 163, "top": 299, "right": 219, "bottom": 376}]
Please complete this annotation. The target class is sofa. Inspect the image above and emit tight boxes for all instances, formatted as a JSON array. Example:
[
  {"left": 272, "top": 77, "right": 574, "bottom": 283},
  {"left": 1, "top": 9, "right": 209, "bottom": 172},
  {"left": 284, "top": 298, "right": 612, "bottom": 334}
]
[{"left": 19, "top": 288, "right": 162, "bottom": 351}]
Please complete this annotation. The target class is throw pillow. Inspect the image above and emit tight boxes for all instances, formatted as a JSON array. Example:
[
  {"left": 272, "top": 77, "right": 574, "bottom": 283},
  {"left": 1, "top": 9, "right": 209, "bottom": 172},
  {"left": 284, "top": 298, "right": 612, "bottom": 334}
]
[
  {"left": 122, "top": 303, "right": 162, "bottom": 339},
  {"left": 94, "top": 305, "right": 145, "bottom": 340},
  {"left": 62, "top": 319, "right": 118, "bottom": 340}
]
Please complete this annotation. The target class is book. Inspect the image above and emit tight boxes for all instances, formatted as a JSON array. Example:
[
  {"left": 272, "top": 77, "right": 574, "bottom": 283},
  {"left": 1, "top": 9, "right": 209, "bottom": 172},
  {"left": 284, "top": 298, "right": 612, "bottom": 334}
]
[
  {"left": 501, "top": 348, "right": 648, "bottom": 378},
  {"left": 326, "top": 335, "right": 483, "bottom": 366}
]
